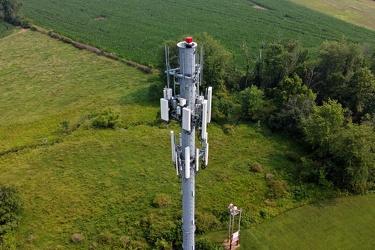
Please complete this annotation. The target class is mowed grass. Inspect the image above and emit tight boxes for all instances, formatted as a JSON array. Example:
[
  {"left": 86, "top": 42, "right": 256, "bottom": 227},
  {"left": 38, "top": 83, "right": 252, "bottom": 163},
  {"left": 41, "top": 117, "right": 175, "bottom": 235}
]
[
  {"left": 291, "top": 0, "right": 375, "bottom": 31},
  {"left": 18, "top": 0, "right": 375, "bottom": 66},
  {"left": 0, "top": 31, "right": 311, "bottom": 248},
  {"left": 0, "top": 30, "right": 157, "bottom": 153},
  {"left": 237, "top": 194, "right": 375, "bottom": 249}
]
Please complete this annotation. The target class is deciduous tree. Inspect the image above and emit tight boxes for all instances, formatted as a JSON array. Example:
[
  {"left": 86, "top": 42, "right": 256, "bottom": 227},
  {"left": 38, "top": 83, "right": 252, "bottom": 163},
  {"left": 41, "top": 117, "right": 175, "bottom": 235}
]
[{"left": 0, "top": 0, "right": 22, "bottom": 25}]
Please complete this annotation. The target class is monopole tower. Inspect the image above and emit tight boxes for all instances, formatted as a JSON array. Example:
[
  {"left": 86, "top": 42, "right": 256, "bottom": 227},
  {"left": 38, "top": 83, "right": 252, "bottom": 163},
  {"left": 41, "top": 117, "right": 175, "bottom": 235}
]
[{"left": 160, "top": 37, "right": 212, "bottom": 249}]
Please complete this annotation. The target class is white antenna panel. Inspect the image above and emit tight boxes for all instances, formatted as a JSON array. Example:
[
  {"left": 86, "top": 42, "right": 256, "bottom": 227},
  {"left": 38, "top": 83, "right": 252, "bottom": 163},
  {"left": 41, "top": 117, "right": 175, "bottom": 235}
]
[
  {"left": 166, "top": 88, "right": 172, "bottom": 99},
  {"left": 171, "top": 131, "right": 175, "bottom": 163},
  {"left": 160, "top": 98, "right": 169, "bottom": 121},
  {"left": 204, "top": 143, "right": 209, "bottom": 166},
  {"left": 179, "top": 98, "right": 186, "bottom": 106},
  {"left": 182, "top": 108, "right": 191, "bottom": 131},
  {"left": 202, "top": 100, "right": 207, "bottom": 139},
  {"left": 207, "top": 87, "right": 212, "bottom": 123},
  {"left": 175, "top": 153, "right": 179, "bottom": 176},
  {"left": 195, "top": 148, "right": 199, "bottom": 172},
  {"left": 185, "top": 147, "right": 190, "bottom": 179}
]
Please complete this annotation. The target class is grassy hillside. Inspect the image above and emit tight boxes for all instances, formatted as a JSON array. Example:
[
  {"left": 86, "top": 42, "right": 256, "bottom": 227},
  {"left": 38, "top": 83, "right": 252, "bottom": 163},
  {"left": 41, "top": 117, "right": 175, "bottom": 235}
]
[
  {"left": 0, "top": 30, "right": 319, "bottom": 248},
  {"left": 291, "top": 0, "right": 375, "bottom": 31},
  {"left": 18, "top": 0, "right": 375, "bottom": 66}
]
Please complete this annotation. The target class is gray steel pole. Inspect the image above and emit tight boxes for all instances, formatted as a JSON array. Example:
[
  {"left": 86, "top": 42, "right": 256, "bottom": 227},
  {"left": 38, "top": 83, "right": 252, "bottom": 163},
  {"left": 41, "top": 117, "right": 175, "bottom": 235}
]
[{"left": 178, "top": 40, "right": 196, "bottom": 250}]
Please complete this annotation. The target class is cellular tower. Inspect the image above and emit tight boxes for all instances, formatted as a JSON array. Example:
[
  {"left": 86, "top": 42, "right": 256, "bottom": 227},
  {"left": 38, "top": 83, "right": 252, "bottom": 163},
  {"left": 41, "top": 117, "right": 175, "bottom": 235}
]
[{"left": 160, "top": 37, "right": 212, "bottom": 249}]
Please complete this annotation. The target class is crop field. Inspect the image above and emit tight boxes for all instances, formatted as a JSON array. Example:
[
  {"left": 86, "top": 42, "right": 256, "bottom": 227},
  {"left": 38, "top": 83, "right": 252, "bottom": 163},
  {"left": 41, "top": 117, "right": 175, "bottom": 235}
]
[
  {"left": 18, "top": 0, "right": 375, "bottom": 67},
  {"left": 0, "top": 30, "right": 320, "bottom": 248},
  {"left": 291, "top": 0, "right": 375, "bottom": 31}
]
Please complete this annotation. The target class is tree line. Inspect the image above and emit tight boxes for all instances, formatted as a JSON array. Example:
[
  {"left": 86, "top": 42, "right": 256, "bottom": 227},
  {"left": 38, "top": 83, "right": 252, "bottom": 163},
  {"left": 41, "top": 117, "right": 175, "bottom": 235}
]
[
  {"left": 156, "top": 34, "right": 375, "bottom": 193},
  {"left": 0, "top": 0, "right": 28, "bottom": 27}
]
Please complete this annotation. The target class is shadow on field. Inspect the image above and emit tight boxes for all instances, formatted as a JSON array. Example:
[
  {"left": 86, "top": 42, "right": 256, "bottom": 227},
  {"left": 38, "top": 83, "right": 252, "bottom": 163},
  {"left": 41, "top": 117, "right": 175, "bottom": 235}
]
[
  {"left": 311, "top": 198, "right": 337, "bottom": 209},
  {"left": 119, "top": 76, "right": 161, "bottom": 107},
  {"left": 119, "top": 87, "right": 156, "bottom": 107}
]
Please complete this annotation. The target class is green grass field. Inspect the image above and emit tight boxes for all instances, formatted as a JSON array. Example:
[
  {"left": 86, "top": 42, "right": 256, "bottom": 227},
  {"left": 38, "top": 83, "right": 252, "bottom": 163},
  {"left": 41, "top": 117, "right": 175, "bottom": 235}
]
[
  {"left": 208, "top": 193, "right": 375, "bottom": 249},
  {"left": 18, "top": 0, "right": 375, "bottom": 66},
  {"left": 292, "top": 0, "right": 375, "bottom": 31},
  {"left": 243, "top": 193, "right": 375, "bottom": 249},
  {"left": 2, "top": 13, "right": 375, "bottom": 250},
  {"left": 0, "top": 30, "right": 315, "bottom": 248}
]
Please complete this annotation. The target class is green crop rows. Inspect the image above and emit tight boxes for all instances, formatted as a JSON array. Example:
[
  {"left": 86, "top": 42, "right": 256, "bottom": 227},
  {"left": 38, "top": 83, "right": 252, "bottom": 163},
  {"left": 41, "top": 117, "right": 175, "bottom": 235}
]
[{"left": 18, "top": 0, "right": 375, "bottom": 67}]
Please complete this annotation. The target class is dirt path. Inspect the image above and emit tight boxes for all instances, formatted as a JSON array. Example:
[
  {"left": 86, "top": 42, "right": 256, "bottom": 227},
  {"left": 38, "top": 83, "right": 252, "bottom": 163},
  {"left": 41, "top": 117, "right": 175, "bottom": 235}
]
[{"left": 2, "top": 28, "right": 28, "bottom": 40}]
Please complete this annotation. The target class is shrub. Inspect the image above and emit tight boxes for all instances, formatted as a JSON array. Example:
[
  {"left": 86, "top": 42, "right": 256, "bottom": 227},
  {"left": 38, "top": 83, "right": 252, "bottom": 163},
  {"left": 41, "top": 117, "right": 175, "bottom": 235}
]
[
  {"left": 59, "top": 120, "right": 70, "bottom": 133},
  {"left": 71, "top": 233, "right": 84, "bottom": 243},
  {"left": 92, "top": 107, "right": 119, "bottom": 129},
  {"left": 155, "top": 238, "right": 173, "bottom": 250},
  {"left": 98, "top": 231, "right": 115, "bottom": 245},
  {"left": 259, "top": 207, "right": 278, "bottom": 220},
  {"left": 149, "top": 83, "right": 163, "bottom": 102},
  {"left": 195, "top": 211, "right": 220, "bottom": 234},
  {"left": 153, "top": 194, "right": 172, "bottom": 208},
  {"left": 118, "top": 236, "right": 131, "bottom": 247},
  {"left": 251, "top": 163, "right": 263, "bottom": 172},
  {"left": 222, "top": 124, "right": 234, "bottom": 134},
  {"left": 144, "top": 218, "right": 175, "bottom": 245},
  {"left": 265, "top": 173, "right": 274, "bottom": 180},
  {"left": 268, "top": 180, "right": 289, "bottom": 199},
  {"left": 0, "top": 184, "right": 23, "bottom": 235},
  {"left": 0, "top": 232, "right": 16, "bottom": 249},
  {"left": 195, "top": 237, "right": 222, "bottom": 250}
]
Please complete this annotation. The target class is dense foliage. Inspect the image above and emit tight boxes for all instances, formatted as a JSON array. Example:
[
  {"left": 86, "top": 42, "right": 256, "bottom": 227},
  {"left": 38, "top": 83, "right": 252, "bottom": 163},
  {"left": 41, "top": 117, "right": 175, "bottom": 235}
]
[
  {"left": 0, "top": 19, "right": 12, "bottom": 37},
  {"left": 158, "top": 34, "right": 375, "bottom": 193},
  {"left": 0, "top": 184, "right": 22, "bottom": 236},
  {"left": 255, "top": 39, "right": 375, "bottom": 193},
  {"left": 0, "top": 0, "right": 27, "bottom": 26}
]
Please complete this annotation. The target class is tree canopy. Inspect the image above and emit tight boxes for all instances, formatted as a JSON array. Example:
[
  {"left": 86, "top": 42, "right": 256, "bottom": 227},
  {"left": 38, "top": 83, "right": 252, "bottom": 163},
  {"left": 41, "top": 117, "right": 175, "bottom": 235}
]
[
  {"left": 158, "top": 35, "right": 375, "bottom": 193},
  {"left": 0, "top": 0, "right": 22, "bottom": 25}
]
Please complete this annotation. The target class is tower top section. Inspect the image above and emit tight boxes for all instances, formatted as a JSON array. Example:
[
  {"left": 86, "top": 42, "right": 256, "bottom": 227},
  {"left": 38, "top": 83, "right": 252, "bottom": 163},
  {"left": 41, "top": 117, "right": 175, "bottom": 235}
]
[{"left": 177, "top": 36, "right": 197, "bottom": 49}]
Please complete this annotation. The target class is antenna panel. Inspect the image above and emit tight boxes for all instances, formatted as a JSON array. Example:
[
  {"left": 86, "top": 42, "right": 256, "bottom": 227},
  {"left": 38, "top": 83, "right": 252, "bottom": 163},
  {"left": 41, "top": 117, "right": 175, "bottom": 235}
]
[
  {"left": 160, "top": 98, "right": 169, "bottom": 121},
  {"left": 166, "top": 88, "right": 172, "bottom": 100},
  {"left": 182, "top": 108, "right": 191, "bottom": 131},
  {"left": 196, "top": 148, "right": 199, "bottom": 172},
  {"left": 171, "top": 131, "right": 175, "bottom": 163},
  {"left": 204, "top": 143, "right": 209, "bottom": 166},
  {"left": 185, "top": 147, "right": 190, "bottom": 179},
  {"left": 207, "top": 87, "right": 212, "bottom": 123},
  {"left": 163, "top": 88, "right": 172, "bottom": 100},
  {"left": 175, "top": 153, "right": 179, "bottom": 176},
  {"left": 179, "top": 98, "right": 186, "bottom": 106},
  {"left": 202, "top": 100, "right": 207, "bottom": 139}
]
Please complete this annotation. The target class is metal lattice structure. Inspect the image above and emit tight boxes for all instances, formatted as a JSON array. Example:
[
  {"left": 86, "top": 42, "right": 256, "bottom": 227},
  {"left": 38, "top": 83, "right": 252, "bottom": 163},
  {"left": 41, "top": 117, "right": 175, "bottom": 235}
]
[
  {"left": 227, "top": 204, "right": 242, "bottom": 249},
  {"left": 160, "top": 37, "right": 212, "bottom": 249}
]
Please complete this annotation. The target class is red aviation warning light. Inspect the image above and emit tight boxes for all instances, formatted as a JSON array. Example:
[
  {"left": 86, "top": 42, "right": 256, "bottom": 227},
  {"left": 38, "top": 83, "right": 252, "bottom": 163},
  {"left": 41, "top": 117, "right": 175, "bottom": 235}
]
[{"left": 185, "top": 36, "right": 193, "bottom": 43}]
